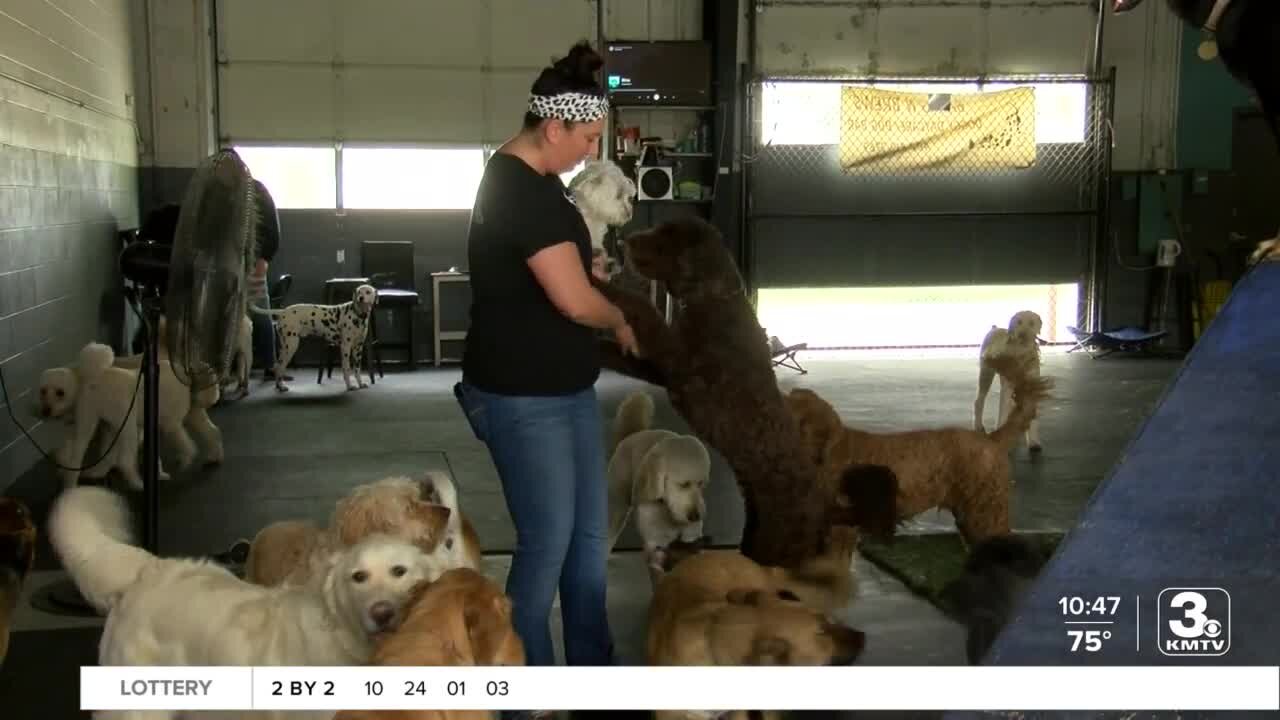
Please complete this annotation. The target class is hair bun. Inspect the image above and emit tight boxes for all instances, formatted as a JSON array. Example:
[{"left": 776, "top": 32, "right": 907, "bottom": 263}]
[{"left": 552, "top": 41, "right": 603, "bottom": 84}]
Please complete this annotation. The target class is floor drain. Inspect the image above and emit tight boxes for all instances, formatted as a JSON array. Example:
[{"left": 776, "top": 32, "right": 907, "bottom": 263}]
[{"left": 29, "top": 578, "right": 99, "bottom": 618}]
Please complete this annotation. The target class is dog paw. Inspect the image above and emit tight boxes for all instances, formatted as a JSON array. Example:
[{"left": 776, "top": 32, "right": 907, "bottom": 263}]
[
  {"left": 1028, "top": 443, "right": 1043, "bottom": 454},
  {"left": 275, "top": 383, "right": 290, "bottom": 393}
]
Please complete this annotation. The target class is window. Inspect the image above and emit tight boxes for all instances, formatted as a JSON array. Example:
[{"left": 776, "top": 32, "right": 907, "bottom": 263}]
[
  {"left": 233, "top": 145, "right": 337, "bottom": 209},
  {"left": 760, "top": 80, "right": 1088, "bottom": 146},
  {"left": 341, "top": 147, "right": 485, "bottom": 210}
]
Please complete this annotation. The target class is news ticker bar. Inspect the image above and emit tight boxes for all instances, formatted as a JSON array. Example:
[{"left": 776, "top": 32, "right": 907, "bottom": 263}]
[{"left": 82, "top": 666, "right": 1280, "bottom": 712}]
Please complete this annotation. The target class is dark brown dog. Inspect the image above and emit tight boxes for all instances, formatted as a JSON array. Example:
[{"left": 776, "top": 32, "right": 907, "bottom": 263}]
[
  {"left": 595, "top": 216, "right": 898, "bottom": 568},
  {"left": 0, "top": 497, "right": 36, "bottom": 666}
]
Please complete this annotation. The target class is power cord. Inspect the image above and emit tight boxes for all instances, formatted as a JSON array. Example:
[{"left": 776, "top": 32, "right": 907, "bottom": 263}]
[{"left": 0, "top": 295, "right": 147, "bottom": 472}]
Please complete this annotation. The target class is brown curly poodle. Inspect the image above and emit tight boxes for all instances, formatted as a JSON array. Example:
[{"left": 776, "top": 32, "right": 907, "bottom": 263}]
[
  {"left": 594, "top": 216, "right": 898, "bottom": 568},
  {"left": 784, "top": 354, "right": 1052, "bottom": 545}
]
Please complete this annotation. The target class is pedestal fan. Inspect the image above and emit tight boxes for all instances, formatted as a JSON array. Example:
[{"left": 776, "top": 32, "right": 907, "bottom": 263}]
[{"left": 37, "top": 150, "right": 258, "bottom": 616}]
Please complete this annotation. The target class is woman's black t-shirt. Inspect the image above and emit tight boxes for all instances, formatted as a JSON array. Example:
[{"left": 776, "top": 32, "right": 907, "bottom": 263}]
[{"left": 461, "top": 152, "right": 600, "bottom": 396}]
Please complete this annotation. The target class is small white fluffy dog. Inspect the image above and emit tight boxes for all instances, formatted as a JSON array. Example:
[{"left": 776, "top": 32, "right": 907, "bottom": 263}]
[
  {"left": 607, "top": 391, "right": 710, "bottom": 584},
  {"left": 974, "top": 310, "right": 1044, "bottom": 452},
  {"left": 40, "top": 342, "right": 223, "bottom": 489},
  {"left": 39, "top": 343, "right": 146, "bottom": 490},
  {"left": 569, "top": 159, "right": 636, "bottom": 277},
  {"left": 50, "top": 486, "right": 446, "bottom": 720}
]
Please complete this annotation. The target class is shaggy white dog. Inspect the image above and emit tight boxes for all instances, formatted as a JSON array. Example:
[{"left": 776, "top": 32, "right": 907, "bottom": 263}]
[
  {"left": 606, "top": 391, "right": 710, "bottom": 585},
  {"left": 974, "top": 310, "right": 1045, "bottom": 452},
  {"left": 568, "top": 159, "right": 636, "bottom": 277},
  {"left": 49, "top": 485, "right": 447, "bottom": 720}
]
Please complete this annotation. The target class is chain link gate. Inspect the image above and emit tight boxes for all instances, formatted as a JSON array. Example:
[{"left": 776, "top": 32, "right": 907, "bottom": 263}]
[{"left": 742, "top": 73, "right": 1115, "bottom": 339}]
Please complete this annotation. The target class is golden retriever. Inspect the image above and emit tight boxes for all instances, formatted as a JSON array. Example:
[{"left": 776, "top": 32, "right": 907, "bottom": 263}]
[
  {"left": 245, "top": 472, "right": 479, "bottom": 586},
  {"left": 646, "top": 542, "right": 867, "bottom": 720},
  {"left": 333, "top": 567, "right": 524, "bottom": 720}
]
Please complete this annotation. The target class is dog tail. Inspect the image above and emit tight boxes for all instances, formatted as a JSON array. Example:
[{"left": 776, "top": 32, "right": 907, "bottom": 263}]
[
  {"left": 832, "top": 463, "right": 900, "bottom": 541},
  {"left": 78, "top": 343, "right": 115, "bottom": 380},
  {"left": 984, "top": 355, "right": 1054, "bottom": 450},
  {"left": 248, "top": 304, "right": 284, "bottom": 317},
  {"left": 611, "top": 390, "right": 655, "bottom": 455},
  {"left": 48, "top": 486, "right": 155, "bottom": 614}
]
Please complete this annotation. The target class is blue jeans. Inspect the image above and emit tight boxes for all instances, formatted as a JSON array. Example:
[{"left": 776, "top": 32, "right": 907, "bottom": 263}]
[
  {"left": 249, "top": 292, "right": 276, "bottom": 370},
  {"left": 454, "top": 381, "right": 615, "bottom": 668}
]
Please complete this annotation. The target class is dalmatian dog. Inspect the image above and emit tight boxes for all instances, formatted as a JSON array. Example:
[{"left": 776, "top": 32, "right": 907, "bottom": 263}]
[{"left": 253, "top": 284, "right": 378, "bottom": 393}]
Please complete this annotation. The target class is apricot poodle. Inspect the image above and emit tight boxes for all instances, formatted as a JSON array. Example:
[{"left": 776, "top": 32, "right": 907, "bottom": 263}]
[{"left": 784, "top": 354, "right": 1052, "bottom": 545}]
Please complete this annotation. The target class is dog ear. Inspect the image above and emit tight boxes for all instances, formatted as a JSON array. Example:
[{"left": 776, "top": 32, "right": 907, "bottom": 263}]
[
  {"left": 634, "top": 452, "right": 666, "bottom": 503},
  {"left": 408, "top": 502, "right": 452, "bottom": 550},
  {"left": 465, "top": 593, "right": 516, "bottom": 664}
]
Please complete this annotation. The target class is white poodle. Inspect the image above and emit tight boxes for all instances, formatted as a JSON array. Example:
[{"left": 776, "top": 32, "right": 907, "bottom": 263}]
[
  {"left": 41, "top": 342, "right": 224, "bottom": 490},
  {"left": 39, "top": 343, "right": 146, "bottom": 490},
  {"left": 606, "top": 391, "right": 710, "bottom": 585},
  {"left": 974, "top": 310, "right": 1045, "bottom": 452},
  {"left": 49, "top": 485, "right": 447, "bottom": 720},
  {"left": 568, "top": 159, "right": 636, "bottom": 278}
]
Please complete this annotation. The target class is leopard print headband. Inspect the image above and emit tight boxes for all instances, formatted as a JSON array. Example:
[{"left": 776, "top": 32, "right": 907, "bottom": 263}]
[{"left": 528, "top": 91, "right": 609, "bottom": 123}]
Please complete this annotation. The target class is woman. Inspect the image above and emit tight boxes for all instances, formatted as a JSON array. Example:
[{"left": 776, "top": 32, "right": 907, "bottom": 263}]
[{"left": 453, "top": 40, "right": 640, "bottom": 676}]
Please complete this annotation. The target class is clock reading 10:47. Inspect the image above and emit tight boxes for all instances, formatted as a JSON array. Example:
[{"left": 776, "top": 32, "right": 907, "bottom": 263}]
[{"left": 1059, "top": 595, "right": 1122, "bottom": 616}]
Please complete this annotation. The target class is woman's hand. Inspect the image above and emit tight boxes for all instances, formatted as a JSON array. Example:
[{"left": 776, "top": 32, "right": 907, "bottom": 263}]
[{"left": 614, "top": 321, "right": 641, "bottom": 356}]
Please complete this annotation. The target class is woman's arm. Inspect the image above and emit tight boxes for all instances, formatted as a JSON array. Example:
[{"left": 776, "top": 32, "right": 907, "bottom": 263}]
[{"left": 527, "top": 242, "right": 627, "bottom": 330}]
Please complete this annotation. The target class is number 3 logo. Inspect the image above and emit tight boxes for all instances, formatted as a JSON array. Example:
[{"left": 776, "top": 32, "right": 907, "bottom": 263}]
[{"left": 1168, "top": 591, "right": 1209, "bottom": 638}]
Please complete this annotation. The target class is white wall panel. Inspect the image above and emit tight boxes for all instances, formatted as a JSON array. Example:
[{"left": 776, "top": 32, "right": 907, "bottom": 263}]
[
  {"left": 603, "top": 0, "right": 701, "bottom": 41},
  {"left": 217, "top": 65, "right": 335, "bottom": 142},
  {"left": 339, "top": 68, "right": 485, "bottom": 143},
  {"left": 217, "top": 0, "right": 603, "bottom": 144},
  {"left": 218, "top": 0, "right": 333, "bottom": 63},
  {"left": 491, "top": 0, "right": 598, "bottom": 68},
  {"left": 339, "top": 0, "right": 483, "bottom": 65},
  {"left": 0, "top": 0, "right": 134, "bottom": 118},
  {"left": 756, "top": 0, "right": 1093, "bottom": 77}
]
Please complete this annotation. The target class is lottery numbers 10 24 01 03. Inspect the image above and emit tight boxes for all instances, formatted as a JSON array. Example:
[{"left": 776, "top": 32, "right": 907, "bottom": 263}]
[{"left": 362, "top": 680, "right": 504, "bottom": 697}]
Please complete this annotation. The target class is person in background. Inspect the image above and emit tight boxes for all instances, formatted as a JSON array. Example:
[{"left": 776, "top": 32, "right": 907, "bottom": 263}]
[{"left": 247, "top": 179, "right": 287, "bottom": 382}]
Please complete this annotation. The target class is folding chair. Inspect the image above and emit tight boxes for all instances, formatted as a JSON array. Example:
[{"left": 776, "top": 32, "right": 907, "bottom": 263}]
[{"left": 768, "top": 335, "right": 808, "bottom": 374}]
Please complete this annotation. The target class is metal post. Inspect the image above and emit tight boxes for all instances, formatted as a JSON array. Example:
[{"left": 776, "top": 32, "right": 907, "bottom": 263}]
[{"left": 142, "top": 293, "right": 162, "bottom": 552}]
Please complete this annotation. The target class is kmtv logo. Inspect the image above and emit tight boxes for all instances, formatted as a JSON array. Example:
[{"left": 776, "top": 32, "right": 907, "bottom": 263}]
[{"left": 1158, "top": 588, "right": 1230, "bottom": 656}]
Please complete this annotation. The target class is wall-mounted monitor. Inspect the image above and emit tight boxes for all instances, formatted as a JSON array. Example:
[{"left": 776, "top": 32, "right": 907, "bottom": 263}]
[{"left": 604, "top": 40, "right": 713, "bottom": 107}]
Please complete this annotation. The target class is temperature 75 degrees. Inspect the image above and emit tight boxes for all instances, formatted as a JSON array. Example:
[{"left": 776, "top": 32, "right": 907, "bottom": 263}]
[{"left": 1068, "top": 629, "right": 1112, "bottom": 652}]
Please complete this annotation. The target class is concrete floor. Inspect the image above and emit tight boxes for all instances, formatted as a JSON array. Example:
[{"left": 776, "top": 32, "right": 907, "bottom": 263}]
[{"left": 0, "top": 349, "right": 1181, "bottom": 718}]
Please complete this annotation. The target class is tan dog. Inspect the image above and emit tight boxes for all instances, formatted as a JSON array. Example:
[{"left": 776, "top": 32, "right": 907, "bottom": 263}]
[
  {"left": 0, "top": 497, "right": 36, "bottom": 666},
  {"left": 646, "top": 544, "right": 867, "bottom": 720},
  {"left": 245, "top": 474, "right": 469, "bottom": 586},
  {"left": 607, "top": 391, "right": 710, "bottom": 586},
  {"left": 975, "top": 310, "right": 1045, "bottom": 452},
  {"left": 333, "top": 568, "right": 524, "bottom": 720},
  {"left": 785, "top": 355, "right": 1052, "bottom": 546}
]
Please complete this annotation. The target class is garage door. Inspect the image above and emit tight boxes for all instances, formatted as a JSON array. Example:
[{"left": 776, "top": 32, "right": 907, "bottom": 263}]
[
  {"left": 215, "top": 0, "right": 598, "bottom": 145},
  {"left": 744, "top": 1, "right": 1112, "bottom": 291}
]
